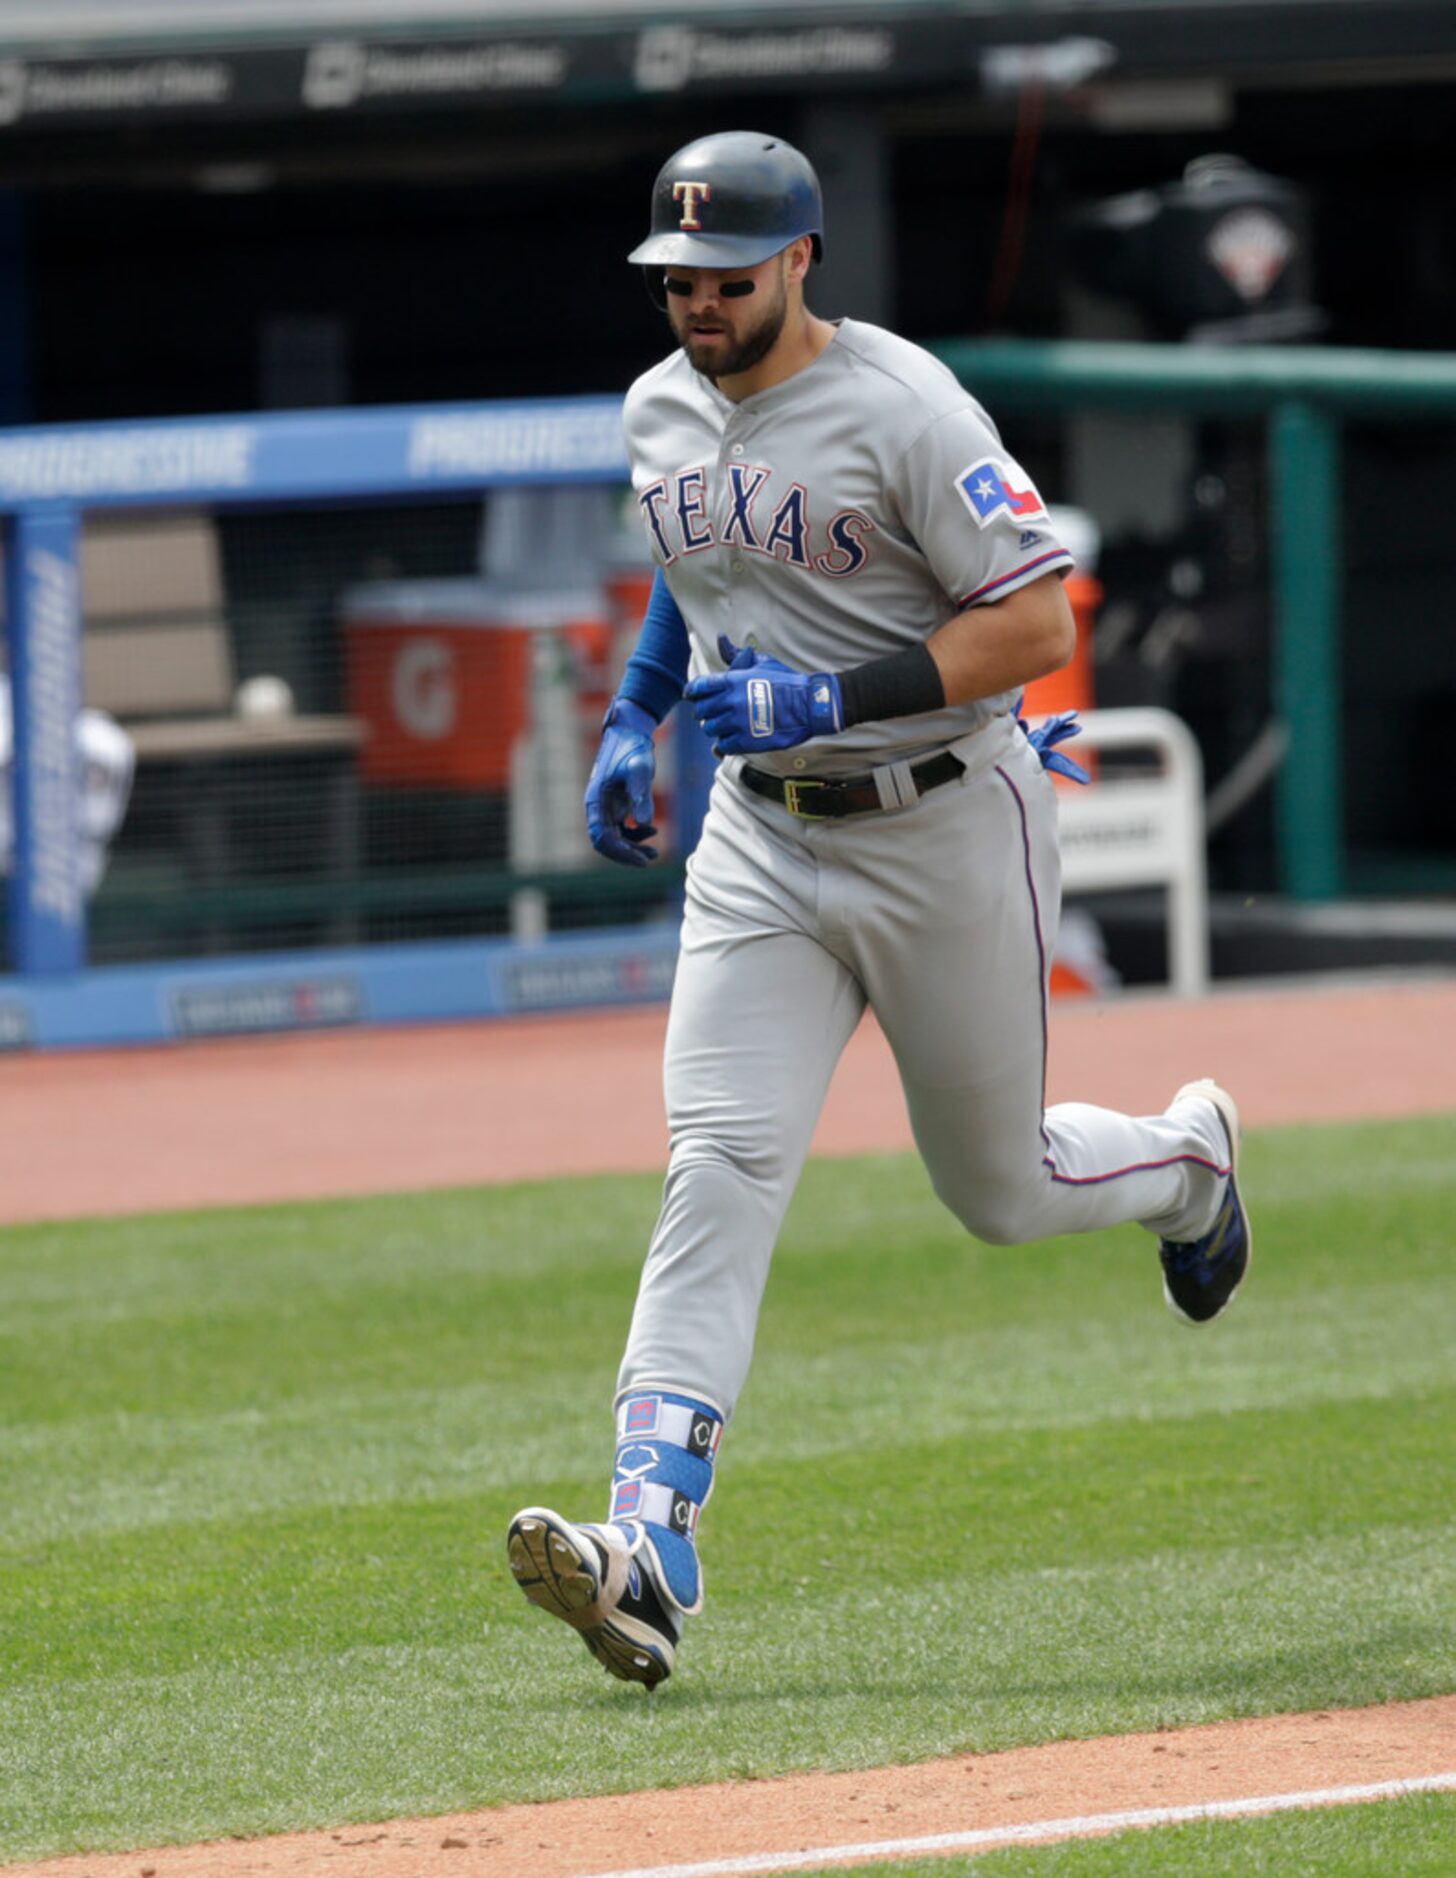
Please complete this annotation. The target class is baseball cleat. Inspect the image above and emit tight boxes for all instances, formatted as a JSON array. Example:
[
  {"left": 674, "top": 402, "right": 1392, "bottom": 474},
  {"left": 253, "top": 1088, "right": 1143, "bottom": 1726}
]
[
  {"left": 1159, "top": 1079, "right": 1252, "bottom": 1326},
  {"left": 506, "top": 1507, "right": 682, "bottom": 1689}
]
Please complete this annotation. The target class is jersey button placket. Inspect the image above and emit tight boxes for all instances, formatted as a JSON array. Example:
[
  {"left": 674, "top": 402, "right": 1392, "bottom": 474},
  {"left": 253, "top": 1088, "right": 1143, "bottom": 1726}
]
[{"left": 722, "top": 428, "right": 748, "bottom": 577}]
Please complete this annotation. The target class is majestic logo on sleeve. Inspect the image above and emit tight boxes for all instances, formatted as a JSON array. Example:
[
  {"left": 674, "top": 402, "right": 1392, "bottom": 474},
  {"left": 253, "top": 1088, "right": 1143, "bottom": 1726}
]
[
  {"left": 672, "top": 180, "right": 711, "bottom": 229},
  {"left": 638, "top": 464, "right": 876, "bottom": 578},
  {"left": 956, "top": 457, "right": 1050, "bottom": 529}
]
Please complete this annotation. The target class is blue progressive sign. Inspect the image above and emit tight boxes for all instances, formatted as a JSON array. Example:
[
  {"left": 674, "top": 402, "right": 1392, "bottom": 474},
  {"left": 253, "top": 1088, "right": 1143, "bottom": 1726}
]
[{"left": 0, "top": 395, "right": 629, "bottom": 508}]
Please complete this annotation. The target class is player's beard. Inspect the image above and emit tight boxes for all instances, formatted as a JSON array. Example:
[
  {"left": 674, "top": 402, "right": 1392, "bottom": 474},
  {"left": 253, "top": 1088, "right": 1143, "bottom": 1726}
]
[{"left": 675, "top": 271, "right": 789, "bottom": 382}]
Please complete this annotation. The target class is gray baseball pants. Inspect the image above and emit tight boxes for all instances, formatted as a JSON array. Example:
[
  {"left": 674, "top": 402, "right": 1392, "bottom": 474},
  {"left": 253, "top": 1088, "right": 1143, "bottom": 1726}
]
[{"left": 619, "top": 715, "right": 1228, "bottom": 1419}]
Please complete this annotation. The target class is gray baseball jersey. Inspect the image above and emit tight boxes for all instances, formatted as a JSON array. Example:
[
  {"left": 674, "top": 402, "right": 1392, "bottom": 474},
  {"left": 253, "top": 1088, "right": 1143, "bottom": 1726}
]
[
  {"left": 615, "top": 318, "right": 1232, "bottom": 1423},
  {"left": 622, "top": 317, "right": 1075, "bottom": 775}
]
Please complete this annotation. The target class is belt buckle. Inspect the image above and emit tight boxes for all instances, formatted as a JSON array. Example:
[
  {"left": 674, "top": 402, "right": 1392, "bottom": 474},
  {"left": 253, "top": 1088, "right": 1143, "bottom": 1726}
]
[{"left": 783, "top": 777, "right": 831, "bottom": 819}]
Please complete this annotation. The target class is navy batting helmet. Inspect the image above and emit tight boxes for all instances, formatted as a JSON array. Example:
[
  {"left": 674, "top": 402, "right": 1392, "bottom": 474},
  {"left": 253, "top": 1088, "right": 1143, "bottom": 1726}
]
[{"left": 628, "top": 131, "right": 824, "bottom": 275}]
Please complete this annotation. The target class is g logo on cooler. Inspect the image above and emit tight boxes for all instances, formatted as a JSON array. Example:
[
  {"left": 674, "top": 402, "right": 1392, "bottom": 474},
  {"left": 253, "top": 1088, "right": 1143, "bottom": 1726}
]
[{"left": 392, "top": 638, "right": 456, "bottom": 741}]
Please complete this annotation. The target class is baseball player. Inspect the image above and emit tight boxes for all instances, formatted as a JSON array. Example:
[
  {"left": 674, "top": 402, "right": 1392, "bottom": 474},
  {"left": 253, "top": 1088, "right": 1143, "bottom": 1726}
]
[{"left": 508, "top": 132, "right": 1251, "bottom": 1690}]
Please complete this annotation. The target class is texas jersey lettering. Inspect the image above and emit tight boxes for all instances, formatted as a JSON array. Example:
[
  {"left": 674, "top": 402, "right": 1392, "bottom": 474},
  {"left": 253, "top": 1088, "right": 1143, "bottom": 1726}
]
[
  {"left": 621, "top": 316, "right": 1073, "bottom": 774},
  {"left": 640, "top": 465, "right": 876, "bottom": 577}
]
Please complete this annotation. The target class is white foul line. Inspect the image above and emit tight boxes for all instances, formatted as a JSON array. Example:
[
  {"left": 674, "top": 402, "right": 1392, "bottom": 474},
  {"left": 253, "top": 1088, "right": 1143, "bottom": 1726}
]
[{"left": 575, "top": 1772, "right": 1456, "bottom": 1878}]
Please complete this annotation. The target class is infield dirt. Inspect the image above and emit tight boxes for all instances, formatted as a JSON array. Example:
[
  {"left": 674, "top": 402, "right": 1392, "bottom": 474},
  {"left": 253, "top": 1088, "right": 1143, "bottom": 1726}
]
[
  {"left": 3, "top": 972, "right": 1454, "bottom": 1225},
  {"left": 3, "top": 1699, "right": 1454, "bottom": 1877}
]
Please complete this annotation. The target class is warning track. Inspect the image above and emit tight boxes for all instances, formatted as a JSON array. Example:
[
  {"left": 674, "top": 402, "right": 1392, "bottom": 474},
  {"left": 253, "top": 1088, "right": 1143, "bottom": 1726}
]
[{"left": 2, "top": 971, "right": 1453, "bottom": 1226}]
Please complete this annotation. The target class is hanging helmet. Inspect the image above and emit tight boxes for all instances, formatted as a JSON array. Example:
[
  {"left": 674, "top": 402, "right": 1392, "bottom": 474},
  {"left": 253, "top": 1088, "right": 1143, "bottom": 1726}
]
[{"left": 628, "top": 130, "right": 824, "bottom": 276}]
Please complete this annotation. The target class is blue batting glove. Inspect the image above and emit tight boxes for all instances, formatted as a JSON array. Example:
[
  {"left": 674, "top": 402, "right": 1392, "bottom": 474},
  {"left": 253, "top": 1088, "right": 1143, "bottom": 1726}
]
[
  {"left": 585, "top": 697, "right": 660, "bottom": 866},
  {"left": 683, "top": 633, "right": 844, "bottom": 755},
  {"left": 1014, "top": 696, "right": 1091, "bottom": 785}
]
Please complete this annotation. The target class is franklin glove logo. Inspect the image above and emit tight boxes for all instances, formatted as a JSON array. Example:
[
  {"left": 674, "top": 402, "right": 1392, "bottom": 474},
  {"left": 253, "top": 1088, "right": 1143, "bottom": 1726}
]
[{"left": 747, "top": 677, "right": 775, "bottom": 739}]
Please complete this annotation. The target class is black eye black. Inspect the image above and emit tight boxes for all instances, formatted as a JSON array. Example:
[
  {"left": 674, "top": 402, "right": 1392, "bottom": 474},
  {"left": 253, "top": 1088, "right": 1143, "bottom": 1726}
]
[{"left": 663, "top": 277, "right": 757, "bottom": 298}]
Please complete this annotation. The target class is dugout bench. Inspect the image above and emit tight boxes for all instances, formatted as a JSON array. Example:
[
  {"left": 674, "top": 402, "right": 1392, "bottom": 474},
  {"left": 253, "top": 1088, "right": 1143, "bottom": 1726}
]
[{"left": 80, "top": 510, "right": 364, "bottom": 946}]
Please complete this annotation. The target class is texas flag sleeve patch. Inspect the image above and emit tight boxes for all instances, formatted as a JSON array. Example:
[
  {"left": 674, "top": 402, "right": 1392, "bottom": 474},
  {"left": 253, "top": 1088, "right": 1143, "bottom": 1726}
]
[{"left": 955, "top": 457, "right": 1051, "bottom": 529}]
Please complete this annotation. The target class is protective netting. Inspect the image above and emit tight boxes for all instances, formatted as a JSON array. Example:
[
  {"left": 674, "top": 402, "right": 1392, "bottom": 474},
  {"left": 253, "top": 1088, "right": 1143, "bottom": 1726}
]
[{"left": 70, "top": 489, "right": 689, "bottom": 964}]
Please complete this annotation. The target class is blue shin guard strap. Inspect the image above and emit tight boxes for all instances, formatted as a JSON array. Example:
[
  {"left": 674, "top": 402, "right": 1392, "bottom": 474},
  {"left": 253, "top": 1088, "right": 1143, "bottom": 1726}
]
[{"left": 610, "top": 1389, "right": 723, "bottom": 1615}]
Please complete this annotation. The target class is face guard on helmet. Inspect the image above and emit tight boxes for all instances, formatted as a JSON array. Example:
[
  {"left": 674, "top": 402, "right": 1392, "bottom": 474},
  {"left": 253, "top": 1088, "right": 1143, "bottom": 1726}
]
[{"left": 629, "top": 130, "right": 824, "bottom": 308}]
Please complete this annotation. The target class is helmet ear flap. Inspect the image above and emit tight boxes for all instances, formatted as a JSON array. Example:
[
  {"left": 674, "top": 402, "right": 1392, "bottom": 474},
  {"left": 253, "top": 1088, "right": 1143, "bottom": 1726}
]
[{"left": 642, "top": 268, "right": 669, "bottom": 311}]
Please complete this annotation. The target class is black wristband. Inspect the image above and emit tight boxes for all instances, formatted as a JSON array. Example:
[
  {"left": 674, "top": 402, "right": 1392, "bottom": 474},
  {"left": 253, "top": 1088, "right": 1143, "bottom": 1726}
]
[{"left": 836, "top": 642, "right": 945, "bottom": 729}]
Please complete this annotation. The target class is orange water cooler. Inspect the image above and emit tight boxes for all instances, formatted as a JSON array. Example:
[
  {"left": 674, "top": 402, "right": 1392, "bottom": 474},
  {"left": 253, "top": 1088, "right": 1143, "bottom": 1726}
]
[{"left": 343, "top": 581, "right": 610, "bottom": 792}]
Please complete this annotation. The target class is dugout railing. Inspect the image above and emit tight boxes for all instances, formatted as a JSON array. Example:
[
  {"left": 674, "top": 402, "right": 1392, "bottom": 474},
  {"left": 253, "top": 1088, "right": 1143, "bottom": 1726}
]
[{"left": 931, "top": 337, "right": 1456, "bottom": 905}]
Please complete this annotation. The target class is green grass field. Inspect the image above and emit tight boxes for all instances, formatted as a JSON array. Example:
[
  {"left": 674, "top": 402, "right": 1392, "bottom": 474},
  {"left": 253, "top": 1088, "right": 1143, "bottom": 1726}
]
[{"left": 1, "top": 1112, "right": 1454, "bottom": 1865}]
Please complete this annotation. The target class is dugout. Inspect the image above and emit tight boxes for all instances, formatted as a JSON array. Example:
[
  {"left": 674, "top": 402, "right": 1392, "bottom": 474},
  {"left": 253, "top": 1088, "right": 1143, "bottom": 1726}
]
[{"left": 1, "top": 0, "right": 1456, "bottom": 1025}]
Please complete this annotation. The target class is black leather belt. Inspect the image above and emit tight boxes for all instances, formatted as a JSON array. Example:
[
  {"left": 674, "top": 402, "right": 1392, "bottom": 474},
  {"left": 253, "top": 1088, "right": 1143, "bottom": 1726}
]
[{"left": 738, "top": 750, "right": 965, "bottom": 819}]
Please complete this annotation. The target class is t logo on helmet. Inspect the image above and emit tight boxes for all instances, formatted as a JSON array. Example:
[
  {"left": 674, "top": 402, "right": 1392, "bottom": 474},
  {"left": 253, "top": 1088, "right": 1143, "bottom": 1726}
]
[{"left": 672, "top": 181, "right": 711, "bottom": 230}]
